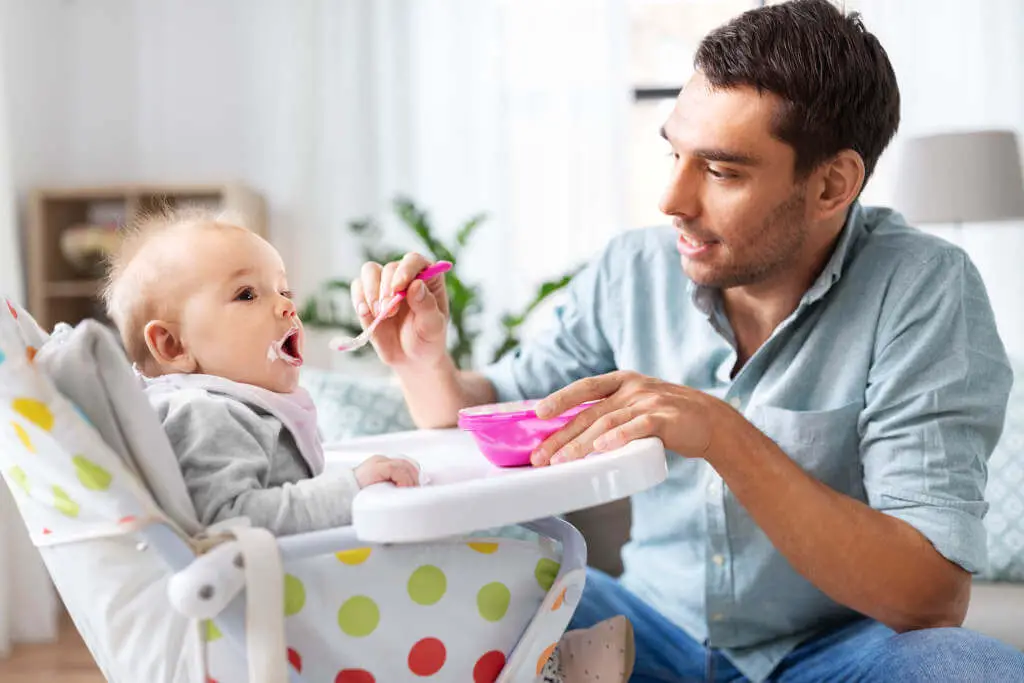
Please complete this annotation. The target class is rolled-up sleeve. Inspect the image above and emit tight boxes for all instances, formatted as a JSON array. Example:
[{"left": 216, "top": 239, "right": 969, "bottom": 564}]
[
  {"left": 860, "top": 249, "right": 1012, "bottom": 573},
  {"left": 482, "top": 245, "right": 619, "bottom": 403}
]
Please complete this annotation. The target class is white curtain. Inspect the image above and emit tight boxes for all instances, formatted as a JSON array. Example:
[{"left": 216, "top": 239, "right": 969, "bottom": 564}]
[
  {"left": 852, "top": 0, "right": 1024, "bottom": 360},
  {"left": 312, "top": 0, "right": 631, "bottom": 361},
  {"left": 0, "top": 0, "right": 60, "bottom": 658},
  {"left": 247, "top": 0, "right": 630, "bottom": 363}
]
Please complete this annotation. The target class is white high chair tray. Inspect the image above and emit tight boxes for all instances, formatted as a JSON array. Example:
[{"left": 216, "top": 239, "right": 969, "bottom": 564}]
[{"left": 324, "top": 429, "right": 667, "bottom": 543}]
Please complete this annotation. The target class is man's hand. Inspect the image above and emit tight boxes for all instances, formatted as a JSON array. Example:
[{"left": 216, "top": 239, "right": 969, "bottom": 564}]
[
  {"left": 354, "top": 455, "right": 421, "bottom": 488},
  {"left": 350, "top": 252, "right": 450, "bottom": 369},
  {"left": 530, "top": 371, "right": 724, "bottom": 466}
]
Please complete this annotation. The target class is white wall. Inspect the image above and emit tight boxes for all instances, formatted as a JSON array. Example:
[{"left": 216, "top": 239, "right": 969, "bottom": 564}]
[{"left": 3, "top": 0, "right": 375, "bottom": 302}]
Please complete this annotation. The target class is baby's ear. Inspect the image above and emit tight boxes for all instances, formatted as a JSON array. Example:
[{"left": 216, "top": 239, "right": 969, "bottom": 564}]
[{"left": 143, "top": 320, "right": 196, "bottom": 373}]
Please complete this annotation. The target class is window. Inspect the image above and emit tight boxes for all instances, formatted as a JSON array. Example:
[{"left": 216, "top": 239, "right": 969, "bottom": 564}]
[{"left": 627, "top": 0, "right": 764, "bottom": 228}]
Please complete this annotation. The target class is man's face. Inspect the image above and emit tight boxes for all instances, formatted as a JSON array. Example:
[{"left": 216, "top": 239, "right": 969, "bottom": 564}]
[{"left": 659, "top": 71, "right": 811, "bottom": 289}]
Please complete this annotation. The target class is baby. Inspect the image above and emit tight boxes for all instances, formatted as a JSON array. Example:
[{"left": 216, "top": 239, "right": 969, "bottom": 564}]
[{"left": 101, "top": 208, "right": 418, "bottom": 536}]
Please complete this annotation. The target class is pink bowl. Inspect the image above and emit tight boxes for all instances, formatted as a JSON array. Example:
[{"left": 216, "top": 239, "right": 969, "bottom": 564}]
[{"left": 457, "top": 399, "right": 595, "bottom": 467}]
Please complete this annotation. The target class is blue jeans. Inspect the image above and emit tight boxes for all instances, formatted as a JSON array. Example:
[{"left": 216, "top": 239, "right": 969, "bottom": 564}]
[{"left": 569, "top": 569, "right": 1024, "bottom": 682}]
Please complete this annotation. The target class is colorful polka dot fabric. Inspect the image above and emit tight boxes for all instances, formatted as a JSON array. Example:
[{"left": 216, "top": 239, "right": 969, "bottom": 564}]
[
  {"left": 201, "top": 537, "right": 585, "bottom": 682},
  {"left": 0, "top": 301, "right": 160, "bottom": 548},
  {"left": 0, "top": 300, "right": 160, "bottom": 546}
]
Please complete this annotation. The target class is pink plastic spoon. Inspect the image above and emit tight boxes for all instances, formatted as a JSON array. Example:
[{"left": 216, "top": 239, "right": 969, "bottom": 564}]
[{"left": 330, "top": 261, "right": 453, "bottom": 352}]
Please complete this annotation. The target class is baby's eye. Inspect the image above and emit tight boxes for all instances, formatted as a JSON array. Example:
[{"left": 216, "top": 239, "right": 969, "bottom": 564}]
[{"left": 235, "top": 287, "right": 256, "bottom": 302}]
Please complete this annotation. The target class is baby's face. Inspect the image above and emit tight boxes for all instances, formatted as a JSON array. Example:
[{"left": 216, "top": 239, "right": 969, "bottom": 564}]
[{"left": 172, "top": 226, "right": 305, "bottom": 393}]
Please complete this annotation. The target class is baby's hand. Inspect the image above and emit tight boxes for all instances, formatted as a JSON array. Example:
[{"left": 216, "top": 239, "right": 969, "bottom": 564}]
[{"left": 354, "top": 455, "right": 421, "bottom": 488}]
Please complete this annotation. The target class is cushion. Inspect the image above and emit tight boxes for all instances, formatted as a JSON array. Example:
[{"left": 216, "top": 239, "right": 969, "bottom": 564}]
[
  {"left": 299, "top": 367, "right": 414, "bottom": 443},
  {"left": 981, "top": 359, "right": 1024, "bottom": 581},
  {"left": 34, "top": 320, "right": 201, "bottom": 535}
]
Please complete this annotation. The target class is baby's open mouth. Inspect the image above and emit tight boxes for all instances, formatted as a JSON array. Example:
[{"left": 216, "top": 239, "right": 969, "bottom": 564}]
[{"left": 269, "top": 327, "right": 303, "bottom": 367}]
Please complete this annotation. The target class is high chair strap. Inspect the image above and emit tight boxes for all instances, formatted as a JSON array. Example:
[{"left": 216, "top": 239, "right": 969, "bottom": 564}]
[
  {"left": 233, "top": 526, "right": 289, "bottom": 683},
  {"left": 169, "top": 523, "right": 290, "bottom": 683}
]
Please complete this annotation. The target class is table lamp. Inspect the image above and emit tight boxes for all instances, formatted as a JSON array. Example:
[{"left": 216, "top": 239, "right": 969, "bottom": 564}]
[{"left": 893, "top": 130, "right": 1024, "bottom": 236}]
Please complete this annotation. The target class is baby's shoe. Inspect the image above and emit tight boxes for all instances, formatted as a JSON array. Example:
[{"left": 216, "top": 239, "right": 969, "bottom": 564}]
[{"left": 542, "top": 615, "right": 635, "bottom": 682}]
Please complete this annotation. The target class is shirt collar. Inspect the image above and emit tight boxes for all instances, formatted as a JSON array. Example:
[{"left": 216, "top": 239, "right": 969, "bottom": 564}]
[
  {"left": 689, "top": 201, "right": 867, "bottom": 312},
  {"left": 802, "top": 201, "right": 865, "bottom": 305}
]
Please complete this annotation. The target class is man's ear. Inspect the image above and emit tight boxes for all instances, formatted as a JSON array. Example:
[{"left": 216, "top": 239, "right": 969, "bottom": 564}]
[
  {"left": 143, "top": 320, "right": 196, "bottom": 373},
  {"left": 811, "top": 149, "right": 865, "bottom": 221}
]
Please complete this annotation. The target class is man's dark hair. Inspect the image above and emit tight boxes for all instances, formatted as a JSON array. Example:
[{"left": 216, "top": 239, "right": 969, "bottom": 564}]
[{"left": 695, "top": 0, "right": 900, "bottom": 183}]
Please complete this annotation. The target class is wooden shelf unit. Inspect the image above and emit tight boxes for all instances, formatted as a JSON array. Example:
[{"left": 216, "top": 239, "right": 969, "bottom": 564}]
[{"left": 25, "top": 183, "right": 267, "bottom": 331}]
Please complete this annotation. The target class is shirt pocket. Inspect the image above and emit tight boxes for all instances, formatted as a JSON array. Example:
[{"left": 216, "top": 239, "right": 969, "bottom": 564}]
[{"left": 750, "top": 401, "right": 864, "bottom": 494}]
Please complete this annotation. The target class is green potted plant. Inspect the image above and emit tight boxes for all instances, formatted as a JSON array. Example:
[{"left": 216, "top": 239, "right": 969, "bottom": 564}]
[{"left": 301, "top": 197, "right": 580, "bottom": 369}]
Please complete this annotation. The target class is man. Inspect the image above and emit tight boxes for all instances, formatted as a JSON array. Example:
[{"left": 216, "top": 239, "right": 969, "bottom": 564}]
[{"left": 352, "top": 1, "right": 1024, "bottom": 680}]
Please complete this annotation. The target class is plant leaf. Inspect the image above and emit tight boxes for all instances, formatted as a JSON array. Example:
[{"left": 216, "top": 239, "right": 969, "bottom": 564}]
[
  {"left": 324, "top": 279, "right": 351, "bottom": 291},
  {"left": 455, "top": 213, "right": 487, "bottom": 249},
  {"left": 394, "top": 197, "right": 457, "bottom": 263}
]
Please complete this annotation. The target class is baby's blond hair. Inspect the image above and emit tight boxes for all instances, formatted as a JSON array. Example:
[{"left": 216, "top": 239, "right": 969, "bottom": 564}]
[{"left": 102, "top": 205, "right": 249, "bottom": 369}]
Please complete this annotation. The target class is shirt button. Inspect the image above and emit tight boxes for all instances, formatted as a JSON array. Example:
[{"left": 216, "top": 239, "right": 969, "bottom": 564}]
[
  {"left": 712, "top": 554, "right": 725, "bottom": 566},
  {"left": 729, "top": 396, "right": 743, "bottom": 409},
  {"left": 706, "top": 474, "right": 720, "bottom": 495},
  {"left": 711, "top": 613, "right": 726, "bottom": 622}
]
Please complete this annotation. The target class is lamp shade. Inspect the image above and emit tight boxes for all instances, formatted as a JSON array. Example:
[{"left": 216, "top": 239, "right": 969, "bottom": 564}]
[{"left": 893, "top": 130, "right": 1024, "bottom": 224}]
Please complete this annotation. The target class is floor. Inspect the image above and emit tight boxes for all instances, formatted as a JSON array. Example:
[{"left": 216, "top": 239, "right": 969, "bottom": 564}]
[{"left": 0, "top": 609, "right": 105, "bottom": 683}]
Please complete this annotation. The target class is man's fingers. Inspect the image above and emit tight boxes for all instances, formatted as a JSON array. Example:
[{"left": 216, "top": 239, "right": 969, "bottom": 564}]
[
  {"left": 531, "top": 401, "right": 615, "bottom": 467},
  {"left": 550, "top": 407, "right": 638, "bottom": 465},
  {"left": 535, "top": 372, "right": 625, "bottom": 419},
  {"left": 349, "top": 279, "right": 373, "bottom": 326},
  {"left": 378, "top": 262, "right": 399, "bottom": 315},
  {"left": 390, "top": 253, "right": 432, "bottom": 296},
  {"left": 591, "top": 412, "right": 657, "bottom": 456},
  {"left": 405, "top": 281, "right": 447, "bottom": 336},
  {"left": 359, "top": 262, "right": 383, "bottom": 316}
]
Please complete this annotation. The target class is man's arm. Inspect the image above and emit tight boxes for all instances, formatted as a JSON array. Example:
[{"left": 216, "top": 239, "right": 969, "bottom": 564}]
[
  {"left": 396, "top": 355, "right": 496, "bottom": 429},
  {"left": 708, "top": 410, "right": 970, "bottom": 631},
  {"left": 533, "top": 369, "right": 975, "bottom": 630}
]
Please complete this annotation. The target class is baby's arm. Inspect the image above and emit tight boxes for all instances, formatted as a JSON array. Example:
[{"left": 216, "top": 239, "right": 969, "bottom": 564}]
[{"left": 162, "top": 394, "right": 362, "bottom": 535}]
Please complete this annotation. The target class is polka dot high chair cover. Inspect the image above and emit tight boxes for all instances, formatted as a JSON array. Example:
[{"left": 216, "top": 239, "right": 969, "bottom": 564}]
[
  {"left": 0, "top": 299, "right": 165, "bottom": 546},
  {"left": 0, "top": 300, "right": 586, "bottom": 682},
  {"left": 203, "top": 538, "right": 581, "bottom": 683}
]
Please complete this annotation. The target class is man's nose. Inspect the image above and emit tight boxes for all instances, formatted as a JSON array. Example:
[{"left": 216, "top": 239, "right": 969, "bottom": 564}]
[{"left": 658, "top": 158, "right": 701, "bottom": 218}]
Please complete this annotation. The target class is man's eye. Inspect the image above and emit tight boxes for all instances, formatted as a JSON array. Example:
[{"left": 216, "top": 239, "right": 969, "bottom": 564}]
[
  {"left": 281, "top": 290, "right": 294, "bottom": 300},
  {"left": 235, "top": 288, "right": 256, "bottom": 302}
]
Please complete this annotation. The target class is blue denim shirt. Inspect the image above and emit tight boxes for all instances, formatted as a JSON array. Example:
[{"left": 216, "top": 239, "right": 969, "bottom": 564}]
[{"left": 483, "top": 203, "right": 1012, "bottom": 682}]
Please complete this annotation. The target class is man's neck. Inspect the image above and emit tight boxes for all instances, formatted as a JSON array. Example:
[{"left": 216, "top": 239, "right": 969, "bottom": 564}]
[{"left": 723, "top": 216, "right": 846, "bottom": 372}]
